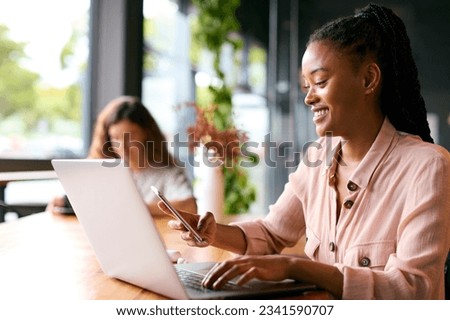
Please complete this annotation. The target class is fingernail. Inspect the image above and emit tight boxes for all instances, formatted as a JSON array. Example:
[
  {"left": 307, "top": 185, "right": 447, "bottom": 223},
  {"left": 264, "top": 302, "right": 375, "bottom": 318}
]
[{"left": 168, "top": 221, "right": 176, "bottom": 228}]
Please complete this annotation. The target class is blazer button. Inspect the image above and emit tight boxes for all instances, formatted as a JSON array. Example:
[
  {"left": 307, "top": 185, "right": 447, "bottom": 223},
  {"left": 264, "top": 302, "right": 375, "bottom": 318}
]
[
  {"left": 347, "top": 181, "right": 358, "bottom": 191},
  {"left": 329, "top": 242, "right": 336, "bottom": 252},
  {"left": 359, "top": 257, "right": 371, "bottom": 267},
  {"left": 344, "top": 200, "right": 354, "bottom": 209}
]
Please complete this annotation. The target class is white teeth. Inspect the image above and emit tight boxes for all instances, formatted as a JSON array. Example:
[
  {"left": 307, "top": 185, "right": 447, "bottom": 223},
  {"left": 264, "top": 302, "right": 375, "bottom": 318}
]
[{"left": 314, "top": 109, "right": 329, "bottom": 117}]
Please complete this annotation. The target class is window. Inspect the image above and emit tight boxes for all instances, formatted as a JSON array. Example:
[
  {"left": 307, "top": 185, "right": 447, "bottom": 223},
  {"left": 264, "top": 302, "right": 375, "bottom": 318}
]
[
  {"left": 0, "top": 0, "right": 90, "bottom": 159},
  {"left": 142, "top": 0, "right": 269, "bottom": 214},
  {"left": 142, "top": 0, "right": 193, "bottom": 138},
  {"left": 142, "top": 0, "right": 195, "bottom": 178}
]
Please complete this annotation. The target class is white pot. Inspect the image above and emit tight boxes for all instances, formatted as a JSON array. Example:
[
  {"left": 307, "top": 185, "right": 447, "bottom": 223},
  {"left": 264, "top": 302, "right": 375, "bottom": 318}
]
[{"left": 193, "top": 146, "right": 225, "bottom": 221}]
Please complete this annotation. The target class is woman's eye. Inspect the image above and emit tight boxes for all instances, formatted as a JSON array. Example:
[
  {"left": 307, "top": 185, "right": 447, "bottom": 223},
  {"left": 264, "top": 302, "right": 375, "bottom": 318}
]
[{"left": 302, "top": 80, "right": 327, "bottom": 92}]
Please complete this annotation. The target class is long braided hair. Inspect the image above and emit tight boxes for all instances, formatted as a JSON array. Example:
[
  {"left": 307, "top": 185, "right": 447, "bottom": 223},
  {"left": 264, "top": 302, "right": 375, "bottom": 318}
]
[{"left": 307, "top": 3, "right": 433, "bottom": 143}]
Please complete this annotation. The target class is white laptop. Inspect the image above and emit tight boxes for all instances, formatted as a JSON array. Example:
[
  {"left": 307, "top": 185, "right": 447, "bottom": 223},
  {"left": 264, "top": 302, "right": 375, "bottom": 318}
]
[{"left": 51, "top": 159, "right": 316, "bottom": 299}]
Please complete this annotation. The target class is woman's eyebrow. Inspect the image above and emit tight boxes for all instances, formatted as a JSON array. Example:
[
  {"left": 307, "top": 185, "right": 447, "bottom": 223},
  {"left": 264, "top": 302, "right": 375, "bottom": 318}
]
[
  {"left": 309, "top": 67, "right": 328, "bottom": 75},
  {"left": 301, "top": 67, "right": 328, "bottom": 79}
]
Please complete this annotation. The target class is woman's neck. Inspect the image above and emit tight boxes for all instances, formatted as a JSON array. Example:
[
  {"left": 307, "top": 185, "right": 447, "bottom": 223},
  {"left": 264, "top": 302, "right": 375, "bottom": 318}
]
[{"left": 340, "top": 113, "right": 384, "bottom": 164}]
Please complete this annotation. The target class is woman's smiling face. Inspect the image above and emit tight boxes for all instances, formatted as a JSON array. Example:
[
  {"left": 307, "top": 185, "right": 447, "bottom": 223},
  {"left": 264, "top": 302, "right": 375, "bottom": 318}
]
[{"left": 301, "top": 41, "right": 369, "bottom": 138}]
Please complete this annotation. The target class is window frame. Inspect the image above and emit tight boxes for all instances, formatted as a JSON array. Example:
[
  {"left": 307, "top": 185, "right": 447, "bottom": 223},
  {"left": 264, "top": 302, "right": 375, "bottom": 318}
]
[{"left": 0, "top": 0, "right": 144, "bottom": 171}]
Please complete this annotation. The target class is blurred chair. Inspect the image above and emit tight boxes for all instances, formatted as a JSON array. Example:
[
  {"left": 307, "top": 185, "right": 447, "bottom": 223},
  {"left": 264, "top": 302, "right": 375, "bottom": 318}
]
[
  {"left": 0, "top": 200, "right": 47, "bottom": 222},
  {"left": 0, "top": 178, "right": 63, "bottom": 223}
]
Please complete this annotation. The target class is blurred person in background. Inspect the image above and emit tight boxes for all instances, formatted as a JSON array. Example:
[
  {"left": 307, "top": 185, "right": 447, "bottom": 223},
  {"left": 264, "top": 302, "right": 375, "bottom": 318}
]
[{"left": 48, "top": 96, "right": 196, "bottom": 216}]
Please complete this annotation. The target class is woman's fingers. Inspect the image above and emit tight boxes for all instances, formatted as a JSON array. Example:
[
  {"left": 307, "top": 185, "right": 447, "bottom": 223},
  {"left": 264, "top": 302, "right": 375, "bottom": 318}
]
[
  {"left": 202, "top": 260, "right": 254, "bottom": 289},
  {"left": 197, "top": 211, "right": 214, "bottom": 232},
  {"left": 167, "top": 219, "right": 184, "bottom": 230},
  {"left": 235, "top": 267, "right": 258, "bottom": 287},
  {"left": 201, "top": 262, "right": 227, "bottom": 288},
  {"left": 157, "top": 200, "right": 171, "bottom": 216},
  {"left": 161, "top": 203, "right": 217, "bottom": 248},
  {"left": 202, "top": 255, "right": 292, "bottom": 289}
]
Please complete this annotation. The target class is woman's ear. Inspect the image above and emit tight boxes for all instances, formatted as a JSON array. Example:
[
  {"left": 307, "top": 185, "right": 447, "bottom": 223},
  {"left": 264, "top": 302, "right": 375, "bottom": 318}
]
[{"left": 363, "top": 62, "right": 381, "bottom": 95}]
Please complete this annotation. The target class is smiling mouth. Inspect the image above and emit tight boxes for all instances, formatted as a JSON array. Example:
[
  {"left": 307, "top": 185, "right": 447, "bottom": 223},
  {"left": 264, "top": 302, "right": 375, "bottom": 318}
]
[{"left": 312, "top": 108, "right": 329, "bottom": 121}]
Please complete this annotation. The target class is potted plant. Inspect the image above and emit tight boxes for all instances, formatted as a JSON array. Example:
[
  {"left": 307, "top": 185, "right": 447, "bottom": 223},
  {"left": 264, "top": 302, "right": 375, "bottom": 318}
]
[{"left": 189, "top": 0, "right": 256, "bottom": 215}]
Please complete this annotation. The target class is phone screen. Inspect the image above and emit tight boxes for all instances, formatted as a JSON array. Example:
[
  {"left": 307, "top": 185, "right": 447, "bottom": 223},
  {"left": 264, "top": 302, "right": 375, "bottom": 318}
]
[
  {"left": 151, "top": 186, "right": 203, "bottom": 242},
  {"left": 54, "top": 206, "right": 75, "bottom": 215}
]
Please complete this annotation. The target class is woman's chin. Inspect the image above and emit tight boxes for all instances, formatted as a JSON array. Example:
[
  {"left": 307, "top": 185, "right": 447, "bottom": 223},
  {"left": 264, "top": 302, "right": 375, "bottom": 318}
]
[{"left": 314, "top": 125, "right": 329, "bottom": 137}]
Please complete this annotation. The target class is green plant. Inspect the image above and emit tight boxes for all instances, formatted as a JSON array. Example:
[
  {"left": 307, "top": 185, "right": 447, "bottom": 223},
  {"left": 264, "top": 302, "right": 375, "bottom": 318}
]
[{"left": 190, "top": 0, "right": 256, "bottom": 214}]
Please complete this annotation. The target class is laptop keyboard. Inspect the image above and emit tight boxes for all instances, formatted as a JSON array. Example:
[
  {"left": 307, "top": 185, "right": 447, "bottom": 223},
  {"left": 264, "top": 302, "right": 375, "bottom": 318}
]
[{"left": 176, "top": 268, "right": 239, "bottom": 292}]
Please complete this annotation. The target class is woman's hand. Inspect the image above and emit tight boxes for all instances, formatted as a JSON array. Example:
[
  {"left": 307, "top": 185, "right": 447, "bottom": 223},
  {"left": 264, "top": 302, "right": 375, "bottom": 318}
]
[
  {"left": 46, "top": 195, "right": 67, "bottom": 214},
  {"left": 148, "top": 197, "right": 197, "bottom": 217},
  {"left": 201, "top": 255, "right": 294, "bottom": 289},
  {"left": 202, "top": 254, "right": 344, "bottom": 298},
  {"left": 158, "top": 202, "right": 217, "bottom": 247}
]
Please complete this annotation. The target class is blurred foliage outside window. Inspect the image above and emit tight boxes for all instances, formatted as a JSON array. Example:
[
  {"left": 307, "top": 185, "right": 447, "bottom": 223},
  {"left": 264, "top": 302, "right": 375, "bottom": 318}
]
[
  {"left": 142, "top": 0, "right": 267, "bottom": 133},
  {"left": 0, "top": 0, "right": 89, "bottom": 159}
]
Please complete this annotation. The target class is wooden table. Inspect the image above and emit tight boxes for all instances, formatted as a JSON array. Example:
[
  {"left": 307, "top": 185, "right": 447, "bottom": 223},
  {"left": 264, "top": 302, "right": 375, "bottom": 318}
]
[{"left": 0, "top": 212, "right": 329, "bottom": 300}]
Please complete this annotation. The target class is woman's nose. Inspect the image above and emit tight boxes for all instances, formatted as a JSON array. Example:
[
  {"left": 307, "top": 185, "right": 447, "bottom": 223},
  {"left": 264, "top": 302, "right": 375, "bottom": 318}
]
[
  {"left": 304, "top": 88, "right": 318, "bottom": 106},
  {"left": 305, "top": 88, "right": 320, "bottom": 106}
]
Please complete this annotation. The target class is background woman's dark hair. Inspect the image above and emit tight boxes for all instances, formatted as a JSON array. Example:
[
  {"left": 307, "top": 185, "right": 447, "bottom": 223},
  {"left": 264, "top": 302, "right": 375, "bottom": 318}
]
[
  {"left": 88, "top": 96, "right": 176, "bottom": 166},
  {"left": 307, "top": 3, "right": 433, "bottom": 143}
]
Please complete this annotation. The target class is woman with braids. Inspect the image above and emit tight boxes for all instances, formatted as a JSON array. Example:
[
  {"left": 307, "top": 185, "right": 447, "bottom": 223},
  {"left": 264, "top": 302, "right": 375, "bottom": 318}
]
[
  {"left": 160, "top": 4, "right": 450, "bottom": 299},
  {"left": 48, "top": 96, "right": 197, "bottom": 216}
]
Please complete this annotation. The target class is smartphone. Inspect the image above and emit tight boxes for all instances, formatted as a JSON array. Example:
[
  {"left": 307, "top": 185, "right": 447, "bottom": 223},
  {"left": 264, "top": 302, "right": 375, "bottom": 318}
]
[
  {"left": 54, "top": 195, "right": 75, "bottom": 215},
  {"left": 53, "top": 206, "right": 75, "bottom": 215},
  {"left": 151, "top": 186, "right": 203, "bottom": 242}
]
